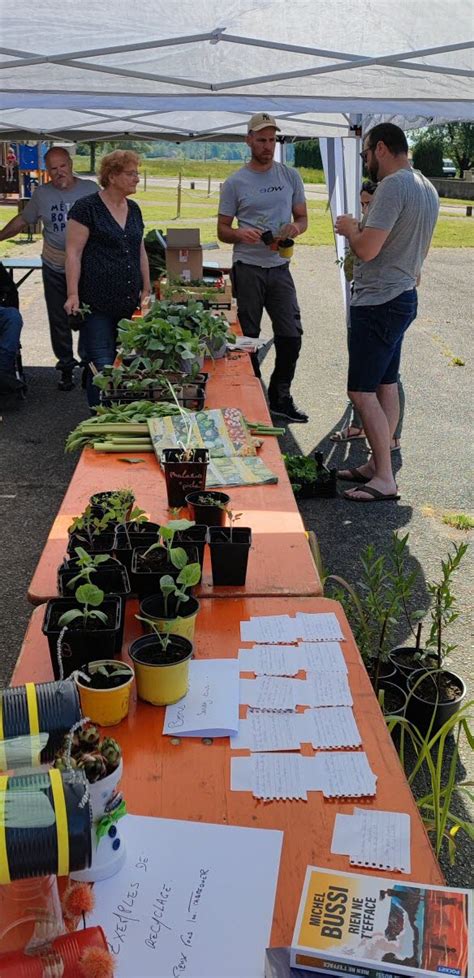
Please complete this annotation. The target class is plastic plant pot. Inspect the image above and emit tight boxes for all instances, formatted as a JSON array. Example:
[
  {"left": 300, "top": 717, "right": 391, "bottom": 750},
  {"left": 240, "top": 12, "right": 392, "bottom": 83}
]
[
  {"left": 113, "top": 520, "right": 161, "bottom": 572},
  {"left": 208, "top": 527, "right": 252, "bottom": 586},
  {"left": 260, "top": 229, "right": 274, "bottom": 245},
  {"left": 175, "top": 524, "right": 207, "bottom": 571},
  {"left": 130, "top": 546, "right": 198, "bottom": 599},
  {"left": 278, "top": 238, "right": 294, "bottom": 259},
  {"left": 204, "top": 337, "right": 227, "bottom": 360},
  {"left": 57, "top": 556, "right": 131, "bottom": 597},
  {"left": 42, "top": 596, "right": 124, "bottom": 679},
  {"left": 66, "top": 530, "right": 115, "bottom": 556},
  {"left": 161, "top": 448, "right": 209, "bottom": 508},
  {"left": 0, "top": 769, "right": 91, "bottom": 882},
  {"left": 406, "top": 668, "right": 466, "bottom": 734},
  {"left": 185, "top": 490, "right": 230, "bottom": 527},
  {"left": 75, "top": 660, "right": 134, "bottom": 727},
  {"left": 388, "top": 646, "right": 438, "bottom": 692},
  {"left": 130, "top": 634, "right": 193, "bottom": 706},
  {"left": 89, "top": 490, "right": 135, "bottom": 522},
  {"left": 0, "top": 925, "right": 109, "bottom": 977},
  {"left": 380, "top": 681, "right": 407, "bottom": 718},
  {"left": 70, "top": 760, "right": 125, "bottom": 884},
  {"left": 139, "top": 595, "right": 200, "bottom": 643},
  {"left": 0, "top": 681, "right": 81, "bottom": 762}
]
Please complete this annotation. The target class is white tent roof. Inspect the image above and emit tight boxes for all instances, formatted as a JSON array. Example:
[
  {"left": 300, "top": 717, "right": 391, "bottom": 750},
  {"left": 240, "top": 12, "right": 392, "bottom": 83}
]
[{"left": 0, "top": 0, "right": 473, "bottom": 141}]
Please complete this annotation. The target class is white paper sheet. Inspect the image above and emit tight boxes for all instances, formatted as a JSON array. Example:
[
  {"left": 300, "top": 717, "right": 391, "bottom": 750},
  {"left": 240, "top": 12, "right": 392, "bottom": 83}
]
[
  {"left": 240, "top": 615, "right": 298, "bottom": 644},
  {"left": 295, "top": 612, "right": 345, "bottom": 642},
  {"left": 238, "top": 646, "right": 300, "bottom": 676},
  {"left": 302, "top": 752, "right": 377, "bottom": 798},
  {"left": 240, "top": 677, "right": 297, "bottom": 712},
  {"left": 297, "top": 673, "right": 353, "bottom": 707},
  {"left": 87, "top": 815, "right": 283, "bottom": 977},
  {"left": 232, "top": 751, "right": 376, "bottom": 800},
  {"left": 231, "top": 711, "right": 302, "bottom": 752},
  {"left": 331, "top": 809, "right": 411, "bottom": 873},
  {"left": 304, "top": 707, "right": 362, "bottom": 748},
  {"left": 163, "top": 660, "right": 239, "bottom": 737},
  {"left": 298, "top": 642, "right": 348, "bottom": 673}
]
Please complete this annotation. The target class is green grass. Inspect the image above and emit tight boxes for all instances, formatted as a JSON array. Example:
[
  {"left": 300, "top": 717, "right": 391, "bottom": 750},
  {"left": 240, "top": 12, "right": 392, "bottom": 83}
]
[
  {"left": 74, "top": 155, "right": 326, "bottom": 184},
  {"left": 442, "top": 512, "right": 474, "bottom": 531},
  {"left": 1, "top": 185, "right": 473, "bottom": 259}
]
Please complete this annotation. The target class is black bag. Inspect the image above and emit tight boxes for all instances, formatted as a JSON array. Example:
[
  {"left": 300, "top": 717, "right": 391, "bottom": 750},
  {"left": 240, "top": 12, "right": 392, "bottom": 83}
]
[{"left": 0, "top": 263, "right": 19, "bottom": 309}]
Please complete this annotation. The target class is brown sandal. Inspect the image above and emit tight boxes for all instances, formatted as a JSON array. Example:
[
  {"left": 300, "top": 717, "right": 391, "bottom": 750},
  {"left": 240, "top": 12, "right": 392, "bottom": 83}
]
[{"left": 330, "top": 426, "right": 366, "bottom": 443}]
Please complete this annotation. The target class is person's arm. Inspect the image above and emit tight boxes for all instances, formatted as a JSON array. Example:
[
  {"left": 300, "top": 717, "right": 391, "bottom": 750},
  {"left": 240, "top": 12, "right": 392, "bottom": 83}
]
[
  {"left": 139, "top": 239, "right": 151, "bottom": 308},
  {"left": 278, "top": 201, "right": 308, "bottom": 240},
  {"left": 217, "top": 214, "right": 262, "bottom": 245},
  {"left": 334, "top": 218, "right": 389, "bottom": 261},
  {"left": 0, "top": 213, "right": 28, "bottom": 242},
  {"left": 64, "top": 219, "right": 90, "bottom": 315}
]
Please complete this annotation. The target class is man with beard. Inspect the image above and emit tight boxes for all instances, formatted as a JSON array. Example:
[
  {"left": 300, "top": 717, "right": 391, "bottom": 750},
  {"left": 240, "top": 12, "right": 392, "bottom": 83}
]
[
  {"left": 218, "top": 113, "right": 309, "bottom": 423},
  {"left": 0, "top": 147, "right": 97, "bottom": 390},
  {"left": 335, "top": 123, "right": 439, "bottom": 502}
]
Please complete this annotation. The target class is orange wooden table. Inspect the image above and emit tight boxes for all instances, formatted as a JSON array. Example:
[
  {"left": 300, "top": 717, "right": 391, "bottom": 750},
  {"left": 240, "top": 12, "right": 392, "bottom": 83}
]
[
  {"left": 15, "top": 597, "right": 443, "bottom": 948},
  {"left": 28, "top": 354, "right": 322, "bottom": 604}
]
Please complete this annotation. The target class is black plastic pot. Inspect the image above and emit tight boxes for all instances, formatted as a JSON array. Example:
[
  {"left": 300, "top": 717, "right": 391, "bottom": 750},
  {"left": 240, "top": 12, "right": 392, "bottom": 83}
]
[
  {"left": 175, "top": 524, "right": 207, "bottom": 571},
  {"left": 406, "top": 668, "right": 466, "bottom": 734},
  {"left": 131, "top": 546, "right": 198, "bottom": 598},
  {"left": 67, "top": 531, "right": 115, "bottom": 556},
  {"left": 0, "top": 681, "right": 81, "bottom": 761},
  {"left": 57, "top": 556, "right": 131, "bottom": 597},
  {"left": 260, "top": 229, "right": 274, "bottom": 245},
  {"left": 113, "top": 521, "right": 161, "bottom": 572},
  {"left": 162, "top": 448, "right": 209, "bottom": 508},
  {"left": 185, "top": 490, "right": 230, "bottom": 527},
  {"left": 208, "top": 527, "right": 252, "bottom": 586},
  {"left": 380, "top": 681, "right": 407, "bottom": 718},
  {"left": 101, "top": 385, "right": 206, "bottom": 410},
  {"left": 89, "top": 491, "right": 134, "bottom": 522},
  {"left": 2, "top": 769, "right": 91, "bottom": 879},
  {"left": 367, "top": 660, "right": 397, "bottom": 691},
  {"left": 42, "top": 596, "right": 124, "bottom": 679},
  {"left": 388, "top": 646, "right": 438, "bottom": 693}
]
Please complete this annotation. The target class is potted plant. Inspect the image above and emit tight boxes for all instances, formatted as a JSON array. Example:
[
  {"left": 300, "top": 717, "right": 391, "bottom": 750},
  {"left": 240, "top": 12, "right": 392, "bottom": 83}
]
[
  {"left": 89, "top": 488, "right": 137, "bottom": 522},
  {"left": 283, "top": 451, "right": 338, "bottom": 499},
  {"left": 42, "top": 583, "right": 124, "bottom": 679},
  {"left": 55, "top": 723, "right": 126, "bottom": 883},
  {"left": 113, "top": 518, "right": 161, "bottom": 572},
  {"left": 131, "top": 519, "right": 198, "bottom": 597},
  {"left": 406, "top": 542, "right": 468, "bottom": 734},
  {"left": 138, "top": 557, "right": 201, "bottom": 642},
  {"left": 185, "top": 490, "right": 230, "bottom": 526},
  {"left": 67, "top": 506, "right": 116, "bottom": 555},
  {"left": 324, "top": 533, "right": 417, "bottom": 695},
  {"left": 58, "top": 547, "right": 131, "bottom": 597},
  {"left": 129, "top": 622, "right": 193, "bottom": 706},
  {"left": 74, "top": 660, "right": 135, "bottom": 727},
  {"left": 208, "top": 509, "right": 252, "bottom": 586}
]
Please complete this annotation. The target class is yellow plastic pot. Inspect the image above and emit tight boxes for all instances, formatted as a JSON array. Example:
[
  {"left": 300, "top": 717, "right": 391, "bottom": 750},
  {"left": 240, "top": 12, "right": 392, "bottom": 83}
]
[
  {"left": 278, "top": 238, "right": 294, "bottom": 259},
  {"left": 75, "top": 660, "right": 134, "bottom": 727},
  {"left": 139, "top": 596, "right": 200, "bottom": 643},
  {"left": 129, "top": 635, "right": 193, "bottom": 706}
]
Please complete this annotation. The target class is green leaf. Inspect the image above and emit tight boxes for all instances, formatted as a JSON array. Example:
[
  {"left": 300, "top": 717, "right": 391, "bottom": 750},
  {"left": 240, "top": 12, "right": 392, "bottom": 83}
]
[
  {"left": 88, "top": 609, "right": 108, "bottom": 624},
  {"left": 177, "top": 563, "right": 201, "bottom": 588},
  {"left": 58, "top": 609, "right": 84, "bottom": 626},
  {"left": 170, "top": 546, "right": 188, "bottom": 570},
  {"left": 76, "top": 583, "right": 105, "bottom": 607}
]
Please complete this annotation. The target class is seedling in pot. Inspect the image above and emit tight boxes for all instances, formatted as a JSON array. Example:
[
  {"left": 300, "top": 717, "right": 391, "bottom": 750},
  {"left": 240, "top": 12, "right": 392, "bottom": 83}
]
[
  {"left": 57, "top": 583, "right": 108, "bottom": 629},
  {"left": 141, "top": 519, "right": 195, "bottom": 570},
  {"left": 80, "top": 662, "right": 133, "bottom": 690},
  {"left": 226, "top": 508, "right": 242, "bottom": 542},
  {"left": 65, "top": 547, "right": 111, "bottom": 590},
  {"left": 135, "top": 616, "right": 173, "bottom": 653},
  {"left": 159, "top": 561, "right": 201, "bottom": 617}
]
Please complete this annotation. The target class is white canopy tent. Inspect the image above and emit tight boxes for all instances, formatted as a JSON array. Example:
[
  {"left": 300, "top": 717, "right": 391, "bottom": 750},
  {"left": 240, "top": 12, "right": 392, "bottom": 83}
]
[{"left": 1, "top": 0, "right": 472, "bottom": 306}]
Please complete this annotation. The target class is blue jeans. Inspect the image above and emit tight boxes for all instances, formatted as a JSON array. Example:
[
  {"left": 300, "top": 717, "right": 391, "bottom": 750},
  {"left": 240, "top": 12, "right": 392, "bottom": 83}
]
[
  {"left": 348, "top": 289, "right": 418, "bottom": 393},
  {"left": 81, "top": 313, "right": 118, "bottom": 407},
  {"left": 0, "top": 307, "right": 23, "bottom": 373}
]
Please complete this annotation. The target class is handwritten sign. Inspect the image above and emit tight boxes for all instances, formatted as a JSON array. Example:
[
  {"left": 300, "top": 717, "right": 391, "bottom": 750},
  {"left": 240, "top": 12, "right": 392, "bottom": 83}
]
[
  {"left": 163, "top": 660, "right": 239, "bottom": 737},
  {"left": 87, "top": 814, "right": 283, "bottom": 977}
]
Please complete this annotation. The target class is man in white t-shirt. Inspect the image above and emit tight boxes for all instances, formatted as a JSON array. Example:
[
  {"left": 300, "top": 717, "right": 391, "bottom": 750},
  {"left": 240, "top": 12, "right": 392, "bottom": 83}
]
[
  {"left": 218, "top": 113, "right": 309, "bottom": 423},
  {"left": 0, "top": 147, "right": 97, "bottom": 389}
]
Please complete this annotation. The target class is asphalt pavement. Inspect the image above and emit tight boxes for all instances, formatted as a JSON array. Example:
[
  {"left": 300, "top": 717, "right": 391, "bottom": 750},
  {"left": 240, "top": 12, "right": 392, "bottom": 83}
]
[{"left": 0, "top": 241, "right": 472, "bottom": 885}]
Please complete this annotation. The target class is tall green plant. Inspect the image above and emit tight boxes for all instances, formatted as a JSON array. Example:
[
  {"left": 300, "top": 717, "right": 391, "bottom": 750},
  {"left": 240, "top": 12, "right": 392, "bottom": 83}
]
[{"left": 423, "top": 542, "right": 468, "bottom": 680}]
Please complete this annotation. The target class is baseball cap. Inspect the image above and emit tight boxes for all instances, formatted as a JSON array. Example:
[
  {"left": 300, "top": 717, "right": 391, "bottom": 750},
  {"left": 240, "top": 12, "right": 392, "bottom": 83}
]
[{"left": 247, "top": 112, "right": 281, "bottom": 133}]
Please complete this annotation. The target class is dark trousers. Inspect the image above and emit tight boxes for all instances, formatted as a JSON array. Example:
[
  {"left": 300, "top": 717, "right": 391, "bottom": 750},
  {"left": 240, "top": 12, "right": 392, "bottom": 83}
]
[
  {"left": 42, "top": 264, "right": 85, "bottom": 372},
  {"left": 81, "top": 313, "right": 118, "bottom": 408},
  {"left": 230, "top": 262, "right": 303, "bottom": 401}
]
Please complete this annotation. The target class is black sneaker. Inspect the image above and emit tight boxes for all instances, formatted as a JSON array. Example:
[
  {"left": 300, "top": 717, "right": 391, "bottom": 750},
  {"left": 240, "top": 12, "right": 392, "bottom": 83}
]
[
  {"left": 0, "top": 370, "right": 26, "bottom": 394},
  {"left": 58, "top": 369, "right": 75, "bottom": 391},
  {"left": 270, "top": 396, "right": 309, "bottom": 423}
]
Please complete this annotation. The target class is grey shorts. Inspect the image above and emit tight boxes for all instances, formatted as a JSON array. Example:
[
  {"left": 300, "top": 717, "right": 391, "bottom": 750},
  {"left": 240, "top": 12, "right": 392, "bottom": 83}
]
[{"left": 230, "top": 261, "right": 303, "bottom": 339}]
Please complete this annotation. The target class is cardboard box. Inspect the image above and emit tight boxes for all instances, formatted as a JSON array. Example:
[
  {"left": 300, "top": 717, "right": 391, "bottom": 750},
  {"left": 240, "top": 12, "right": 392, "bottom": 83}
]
[{"left": 166, "top": 227, "right": 203, "bottom": 282}]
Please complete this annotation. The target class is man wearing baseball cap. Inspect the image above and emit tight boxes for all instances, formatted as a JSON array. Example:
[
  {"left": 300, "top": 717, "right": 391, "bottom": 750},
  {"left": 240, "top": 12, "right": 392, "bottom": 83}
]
[{"left": 217, "top": 112, "right": 309, "bottom": 422}]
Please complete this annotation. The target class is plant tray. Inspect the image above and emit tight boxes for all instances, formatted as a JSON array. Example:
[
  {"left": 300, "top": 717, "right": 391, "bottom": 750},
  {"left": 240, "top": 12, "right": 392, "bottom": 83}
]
[
  {"left": 159, "top": 278, "right": 232, "bottom": 308},
  {"left": 100, "top": 386, "right": 206, "bottom": 410}
]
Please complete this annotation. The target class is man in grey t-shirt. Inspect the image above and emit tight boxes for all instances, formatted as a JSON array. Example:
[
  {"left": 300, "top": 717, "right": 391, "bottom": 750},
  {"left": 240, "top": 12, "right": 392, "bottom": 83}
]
[
  {"left": 0, "top": 147, "right": 97, "bottom": 389},
  {"left": 218, "top": 113, "right": 309, "bottom": 423},
  {"left": 335, "top": 123, "right": 439, "bottom": 503}
]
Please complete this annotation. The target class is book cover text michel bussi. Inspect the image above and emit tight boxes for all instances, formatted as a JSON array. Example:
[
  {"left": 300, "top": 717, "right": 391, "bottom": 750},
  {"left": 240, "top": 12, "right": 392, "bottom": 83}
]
[{"left": 291, "top": 867, "right": 472, "bottom": 978}]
